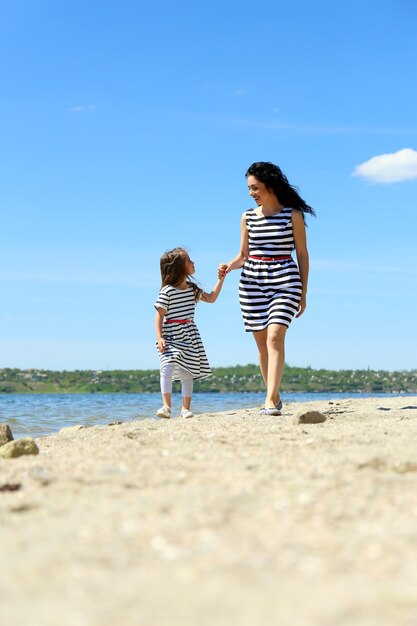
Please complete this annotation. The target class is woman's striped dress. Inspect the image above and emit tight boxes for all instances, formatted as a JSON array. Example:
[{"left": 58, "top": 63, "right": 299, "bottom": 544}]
[
  {"left": 154, "top": 284, "right": 212, "bottom": 380},
  {"left": 239, "top": 207, "right": 303, "bottom": 331}
]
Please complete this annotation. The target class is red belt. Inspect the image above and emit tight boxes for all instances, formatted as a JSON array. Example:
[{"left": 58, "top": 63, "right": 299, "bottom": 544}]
[
  {"left": 164, "top": 319, "right": 193, "bottom": 324},
  {"left": 249, "top": 255, "right": 292, "bottom": 261}
]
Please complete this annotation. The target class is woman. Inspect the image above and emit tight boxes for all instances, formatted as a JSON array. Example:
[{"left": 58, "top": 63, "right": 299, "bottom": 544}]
[{"left": 218, "top": 162, "right": 315, "bottom": 415}]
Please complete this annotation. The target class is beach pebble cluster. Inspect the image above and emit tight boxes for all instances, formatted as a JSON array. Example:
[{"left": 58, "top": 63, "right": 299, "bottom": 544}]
[{"left": 0, "top": 424, "right": 39, "bottom": 459}]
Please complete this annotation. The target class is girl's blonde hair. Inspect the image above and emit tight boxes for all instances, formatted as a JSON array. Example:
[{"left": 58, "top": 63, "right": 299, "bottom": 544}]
[{"left": 160, "top": 247, "right": 202, "bottom": 301}]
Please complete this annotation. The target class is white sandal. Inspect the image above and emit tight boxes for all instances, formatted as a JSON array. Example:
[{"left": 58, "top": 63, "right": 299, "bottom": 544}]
[
  {"left": 156, "top": 406, "right": 171, "bottom": 419},
  {"left": 180, "top": 409, "right": 194, "bottom": 419}
]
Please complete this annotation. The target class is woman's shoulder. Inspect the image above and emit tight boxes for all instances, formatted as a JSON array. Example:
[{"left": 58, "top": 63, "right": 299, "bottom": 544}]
[
  {"left": 243, "top": 208, "right": 257, "bottom": 220},
  {"left": 280, "top": 206, "right": 297, "bottom": 220}
]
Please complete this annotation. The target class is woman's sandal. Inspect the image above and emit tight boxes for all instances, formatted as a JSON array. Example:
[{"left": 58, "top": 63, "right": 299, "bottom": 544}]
[{"left": 260, "top": 406, "right": 282, "bottom": 416}]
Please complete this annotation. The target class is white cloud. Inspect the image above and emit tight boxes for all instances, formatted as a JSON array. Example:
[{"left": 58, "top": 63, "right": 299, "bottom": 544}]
[
  {"left": 352, "top": 148, "right": 417, "bottom": 183},
  {"left": 68, "top": 104, "right": 97, "bottom": 112}
]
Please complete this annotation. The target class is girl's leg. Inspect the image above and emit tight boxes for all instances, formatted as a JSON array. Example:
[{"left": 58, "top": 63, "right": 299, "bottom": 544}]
[
  {"left": 179, "top": 368, "right": 193, "bottom": 411},
  {"left": 160, "top": 362, "right": 174, "bottom": 409},
  {"left": 252, "top": 329, "right": 269, "bottom": 387},
  {"left": 264, "top": 323, "right": 287, "bottom": 408}
]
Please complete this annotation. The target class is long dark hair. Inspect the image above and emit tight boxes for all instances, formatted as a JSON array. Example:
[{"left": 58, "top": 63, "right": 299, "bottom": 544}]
[
  {"left": 246, "top": 161, "right": 316, "bottom": 222},
  {"left": 160, "top": 247, "right": 202, "bottom": 301}
]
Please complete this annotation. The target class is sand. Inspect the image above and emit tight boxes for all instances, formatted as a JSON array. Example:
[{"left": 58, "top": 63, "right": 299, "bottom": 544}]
[{"left": 1, "top": 396, "right": 417, "bottom": 626}]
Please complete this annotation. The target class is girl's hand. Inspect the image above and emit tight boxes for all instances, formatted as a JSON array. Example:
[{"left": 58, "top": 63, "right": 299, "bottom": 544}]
[
  {"left": 217, "top": 263, "right": 228, "bottom": 279},
  {"left": 296, "top": 294, "right": 307, "bottom": 318},
  {"left": 157, "top": 338, "right": 167, "bottom": 352}
]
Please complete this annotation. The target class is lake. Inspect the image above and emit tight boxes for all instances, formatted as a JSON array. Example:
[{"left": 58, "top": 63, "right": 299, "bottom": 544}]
[{"left": 0, "top": 391, "right": 413, "bottom": 438}]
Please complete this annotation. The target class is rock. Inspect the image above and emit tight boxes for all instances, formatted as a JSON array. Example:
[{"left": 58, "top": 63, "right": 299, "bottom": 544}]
[
  {"left": 29, "top": 466, "right": 54, "bottom": 485},
  {"left": 0, "top": 483, "right": 22, "bottom": 492},
  {"left": 392, "top": 461, "right": 417, "bottom": 474},
  {"left": 297, "top": 411, "right": 327, "bottom": 424},
  {"left": 0, "top": 424, "right": 14, "bottom": 446},
  {"left": 124, "top": 428, "right": 142, "bottom": 439},
  {"left": 0, "top": 438, "right": 39, "bottom": 459},
  {"left": 59, "top": 425, "right": 86, "bottom": 434}
]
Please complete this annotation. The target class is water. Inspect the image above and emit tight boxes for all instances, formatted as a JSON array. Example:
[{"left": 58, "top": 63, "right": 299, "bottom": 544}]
[{"left": 0, "top": 391, "right": 413, "bottom": 439}]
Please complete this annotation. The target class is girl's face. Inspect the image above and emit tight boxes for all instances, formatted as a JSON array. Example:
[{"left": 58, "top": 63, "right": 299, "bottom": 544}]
[
  {"left": 183, "top": 252, "right": 195, "bottom": 275},
  {"left": 247, "top": 175, "right": 276, "bottom": 206}
]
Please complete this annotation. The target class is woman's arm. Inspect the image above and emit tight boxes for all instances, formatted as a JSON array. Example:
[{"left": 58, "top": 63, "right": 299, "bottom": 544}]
[
  {"left": 292, "top": 209, "right": 309, "bottom": 318},
  {"left": 201, "top": 276, "right": 225, "bottom": 303},
  {"left": 218, "top": 212, "right": 249, "bottom": 277},
  {"left": 155, "top": 308, "right": 167, "bottom": 352}
]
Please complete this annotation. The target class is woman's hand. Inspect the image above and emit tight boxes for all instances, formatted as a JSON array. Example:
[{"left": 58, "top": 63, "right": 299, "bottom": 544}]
[
  {"left": 296, "top": 294, "right": 307, "bottom": 318},
  {"left": 157, "top": 337, "right": 167, "bottom": 352}
]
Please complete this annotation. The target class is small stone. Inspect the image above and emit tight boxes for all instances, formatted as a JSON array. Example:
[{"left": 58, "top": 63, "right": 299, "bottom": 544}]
[
  {"left": 0, "top": 438, "right": 39, "bottom": 459},
  {"left": 59, "top": 425, "right": 86, "bottom": 434},
  {"left": 392, "top": 461, "right": 417, "bottom": 474},
  {"left": 0, "top": 483, "right": 22, "bottom": 492},
  {"left": 29, "top": 466, "right": 54, "bottom": 485},
  {"left": 124, "top": 428, "right": 141, "bottom": 439},
  {"left": 297, "top": 411, "right": 327, "bottom": 424},
  {"left": 0, "top": 424, "right": 14, "bottom": 446}
]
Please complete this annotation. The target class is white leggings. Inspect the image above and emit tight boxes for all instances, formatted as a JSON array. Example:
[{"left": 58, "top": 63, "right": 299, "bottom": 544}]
[{"left": 160, "top": 362, "right": 193, "bottom": 397}]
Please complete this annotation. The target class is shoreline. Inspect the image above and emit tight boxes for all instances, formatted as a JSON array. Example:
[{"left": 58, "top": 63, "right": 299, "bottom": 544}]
[
  {"left": 3, "top": 391, "right": 417, "bottom": 440},
  {"left": 1, "top": 396, "right": 417, "bottom": 625}
]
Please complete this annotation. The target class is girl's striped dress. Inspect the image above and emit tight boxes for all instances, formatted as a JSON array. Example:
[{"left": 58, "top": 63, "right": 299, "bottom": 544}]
[
  {"left": 239, "top": 207, "right": 303, "bottom": 331},
  {"left": 154, "top": 284, "right": 211, "bottom": 380}
]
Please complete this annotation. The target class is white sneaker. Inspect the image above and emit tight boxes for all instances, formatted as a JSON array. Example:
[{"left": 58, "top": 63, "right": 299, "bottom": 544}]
[
  {"left": 156, "top": 406, "right": 171, "bottom": 419},
  {"left": 180, "top": 409, "right": 194, "bottom": 419}
]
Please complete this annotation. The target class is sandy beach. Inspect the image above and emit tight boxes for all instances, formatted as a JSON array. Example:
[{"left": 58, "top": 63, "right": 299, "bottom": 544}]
[{"left": 1, "top": 396, "right": 417, "bottom": 626}]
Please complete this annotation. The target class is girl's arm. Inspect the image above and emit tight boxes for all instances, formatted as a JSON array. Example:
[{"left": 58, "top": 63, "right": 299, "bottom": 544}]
[
  {"left": 201, "top": 276, "right": 225, "bottom": 303},
  {"left": 155, "top": 308, "right": 167, "bottom": 352},
  {"left": 292, "top": 209, "right": 309, "bottom": 318},
  {"left": 218, "top": 212, "right": 249, "bottom": 277}
]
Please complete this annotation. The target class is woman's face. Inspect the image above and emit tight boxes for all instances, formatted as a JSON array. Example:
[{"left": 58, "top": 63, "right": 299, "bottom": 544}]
[{"left": 247, "top": 175, "right": 276, "bottom": 206}]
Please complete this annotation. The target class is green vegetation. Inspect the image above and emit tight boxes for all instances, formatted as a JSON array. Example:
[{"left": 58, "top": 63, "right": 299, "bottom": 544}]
[{"left": 0, "top": 365, "right": 416, "bottom": 394}]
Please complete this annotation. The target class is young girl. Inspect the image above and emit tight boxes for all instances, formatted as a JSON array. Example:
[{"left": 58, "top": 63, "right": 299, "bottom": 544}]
[{"left": 154, "top": 247, "right": 225, "bottom": 419}]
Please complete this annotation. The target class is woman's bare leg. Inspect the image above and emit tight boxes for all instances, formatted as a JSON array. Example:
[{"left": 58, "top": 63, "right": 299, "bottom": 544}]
[
  {"left": 252, "top": 329, "right": 269, "bottom": 388},
  {"left": 264, "top": 324, "right": 287, "bottom": 408}
]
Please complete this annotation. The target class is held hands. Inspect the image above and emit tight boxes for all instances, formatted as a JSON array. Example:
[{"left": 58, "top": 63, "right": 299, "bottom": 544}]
[{"left": 217, "top": 263, "right": 229, "bottom": 279}]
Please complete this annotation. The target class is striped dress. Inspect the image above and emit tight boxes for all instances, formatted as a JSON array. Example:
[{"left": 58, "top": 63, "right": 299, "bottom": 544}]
[
  {"left": 239, "top": 207, "right": 303, "bottom": 331},
  {"left": 154, "top": 284, "right": 212, "bottom": 380}
]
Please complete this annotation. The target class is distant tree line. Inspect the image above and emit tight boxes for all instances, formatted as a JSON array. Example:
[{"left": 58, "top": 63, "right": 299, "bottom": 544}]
[{"left": 0, "top": 365, "right": 416, "bottom": 394}]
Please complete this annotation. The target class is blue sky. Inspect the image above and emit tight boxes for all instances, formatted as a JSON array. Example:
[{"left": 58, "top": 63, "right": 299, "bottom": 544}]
[{"left": 1, "top": 0, "right": 416, "bottom": 372}]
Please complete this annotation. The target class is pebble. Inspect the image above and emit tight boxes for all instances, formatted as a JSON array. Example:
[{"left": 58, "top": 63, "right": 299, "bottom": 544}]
[
  {"left": 0, "top": 423, "right": 14, "bottom": 446},
  {"left": 297, "top": 411, "right": 327, "bottom": 424},
  {"left": 0, "top": 438, "right": 39, "bottom": 459}
]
